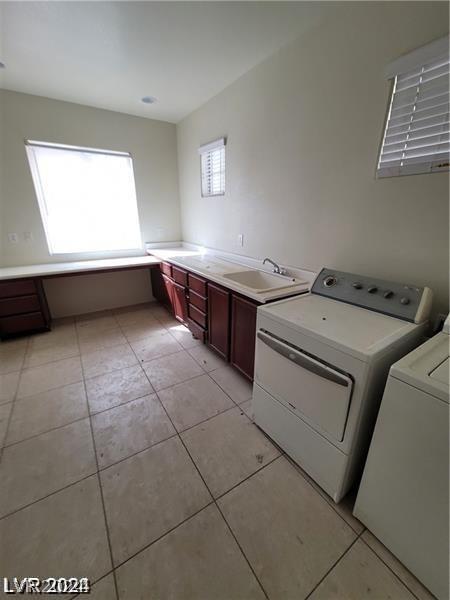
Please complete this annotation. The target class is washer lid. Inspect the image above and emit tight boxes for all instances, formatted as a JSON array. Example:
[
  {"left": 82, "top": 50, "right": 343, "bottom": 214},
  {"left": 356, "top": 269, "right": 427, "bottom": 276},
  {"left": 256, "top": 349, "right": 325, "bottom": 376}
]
[
  {"left": 258, "top": 293, "right": 420, "bottom": 362},
  {"left": 390, "top": 332, "right": 449, "bottom": 403}
]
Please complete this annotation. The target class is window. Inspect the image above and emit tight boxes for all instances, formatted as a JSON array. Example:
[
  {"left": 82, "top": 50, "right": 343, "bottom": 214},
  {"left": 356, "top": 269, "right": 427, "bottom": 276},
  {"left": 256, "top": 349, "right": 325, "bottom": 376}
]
[
  {"left": 377, "top": 36, "right": 449, "bottom": 178},
  {"left": 25, "top": 140, "right": 142, "bottom": 254},
  {"left": 199, "top": 137, "right": 226, "bottom": 196}
]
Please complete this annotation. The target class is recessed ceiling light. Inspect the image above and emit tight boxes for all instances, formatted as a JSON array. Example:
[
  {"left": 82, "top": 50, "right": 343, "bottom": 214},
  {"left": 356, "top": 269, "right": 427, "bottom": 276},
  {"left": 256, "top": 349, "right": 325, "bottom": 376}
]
[
  {"left": 0, "top": 62, "right": 5, "bottom": 69},
  {"left": 141, "top": 96, "right": 157, "bottom": 104}
]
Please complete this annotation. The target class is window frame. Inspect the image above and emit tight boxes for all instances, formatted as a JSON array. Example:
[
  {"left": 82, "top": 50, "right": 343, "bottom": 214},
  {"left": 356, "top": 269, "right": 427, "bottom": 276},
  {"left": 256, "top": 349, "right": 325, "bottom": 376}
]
[
  {"left": 199, "top": 137, "right": 226, "bottom": 197},
  {"left": 376, "top": 36, "right": 450, "bottom": 179},
  {"left": 25, "top": 139, "right": 143, "bottom": 257}
]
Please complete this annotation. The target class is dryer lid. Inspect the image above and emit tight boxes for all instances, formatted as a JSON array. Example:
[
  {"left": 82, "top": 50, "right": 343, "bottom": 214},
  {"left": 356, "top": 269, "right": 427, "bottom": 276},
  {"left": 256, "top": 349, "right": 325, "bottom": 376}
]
[{"left": 258, "top": 293, "right": 421, "bottom": 362}]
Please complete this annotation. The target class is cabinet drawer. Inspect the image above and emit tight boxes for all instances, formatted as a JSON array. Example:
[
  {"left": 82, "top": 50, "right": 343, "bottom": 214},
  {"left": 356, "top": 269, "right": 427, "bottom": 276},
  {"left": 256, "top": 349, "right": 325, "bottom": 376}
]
[
  {"left": 188, "top": 304, "right": 207, "bottom": 328},
  {"left": 188, "top": 290, "right": 207, "bottom": 312},
  {"left": 172, "top": 266, "right": 188, "bottom": 287},
  {"left": 0, "top": 295, "right": 41, "bottom": 317},
  {"left": 161, "top": 262, "right": 173, "bottom": 278},
  {"left": 187, "top": 318, "right": 205, "bottom": 343},
  {"left": 0, "top": 312, "right": 46, "bottom": 337},
  {"left": 188, "top": 273, "right": 207, "bottom": 296},
  {"left": 0, "top": 279, "right": 37, "bottom": 299}
]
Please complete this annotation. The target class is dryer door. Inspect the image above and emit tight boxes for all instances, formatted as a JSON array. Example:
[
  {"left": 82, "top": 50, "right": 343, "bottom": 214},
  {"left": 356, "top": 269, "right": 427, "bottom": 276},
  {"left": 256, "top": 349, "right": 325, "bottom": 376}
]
[{"left": 255, "top": 329, "right": 353, "bottom": 442}]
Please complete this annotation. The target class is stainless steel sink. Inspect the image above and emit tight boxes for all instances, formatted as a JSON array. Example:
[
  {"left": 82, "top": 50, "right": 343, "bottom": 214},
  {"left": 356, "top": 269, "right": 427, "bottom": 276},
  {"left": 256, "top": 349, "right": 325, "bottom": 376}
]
[{"left": 222, "top": 270, "right": 303, "bottom": 292}]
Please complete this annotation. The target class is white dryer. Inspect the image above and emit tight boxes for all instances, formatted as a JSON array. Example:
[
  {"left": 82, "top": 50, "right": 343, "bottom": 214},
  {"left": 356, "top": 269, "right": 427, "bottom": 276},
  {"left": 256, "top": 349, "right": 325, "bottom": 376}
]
[
  {"left": 353, "top": 317, "right": 449, "bottom": 600},
  {"left": 253, "top": 268, "right": 432, "bottom": 502}
]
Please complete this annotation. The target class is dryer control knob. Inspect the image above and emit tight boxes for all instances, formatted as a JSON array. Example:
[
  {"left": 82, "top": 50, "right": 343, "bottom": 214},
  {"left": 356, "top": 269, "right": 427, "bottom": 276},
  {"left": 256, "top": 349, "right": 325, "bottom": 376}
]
[
  {"left": 352, "top": 282, "right": 363, "bottom": 289},
  {"left": 323, "top": 276, "right": 337, "bottom": 288},
  {"left": 400, "top": 297, "right": 410, "bottom": 305},
  {"left": 368, "top": 286, "right": 378, "bottom": 293},
  {"left": 383, "top": 290, "right": 394, "bottom": 299}
]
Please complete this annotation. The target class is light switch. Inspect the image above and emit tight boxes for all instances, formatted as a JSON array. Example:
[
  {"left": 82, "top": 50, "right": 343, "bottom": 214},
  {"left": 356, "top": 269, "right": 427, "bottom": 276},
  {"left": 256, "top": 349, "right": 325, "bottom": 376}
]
[{"left": 237, "top": 233, "right": 244, "bottom": 247}]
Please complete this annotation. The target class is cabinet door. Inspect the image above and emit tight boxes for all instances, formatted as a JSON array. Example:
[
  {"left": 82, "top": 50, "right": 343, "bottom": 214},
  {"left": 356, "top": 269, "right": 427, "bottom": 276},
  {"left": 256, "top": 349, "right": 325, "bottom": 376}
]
[
  {"left": 207, "top": 283, "right": 230, "bottom": 360},
  {"left": 172, "top": 281, "right": 188, "bottom": 324},
  {"left": 231, "top": 294, "right": 258, "bottom": 381},
  {"left": 161, "top": 273, "right": 175, "bottom": 313},
  {"left": 151, "top": 267, "right": 170, "bottom": 306}
]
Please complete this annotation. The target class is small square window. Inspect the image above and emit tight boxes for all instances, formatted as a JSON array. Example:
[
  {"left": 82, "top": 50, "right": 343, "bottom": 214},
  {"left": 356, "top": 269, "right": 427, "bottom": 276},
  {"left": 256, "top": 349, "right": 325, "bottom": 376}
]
[
  {"left": 199, "top": 138, "right": 226, "bottom": 196},
  {"left": 25, "top": 140, "right": 142, "bottom": 255}
]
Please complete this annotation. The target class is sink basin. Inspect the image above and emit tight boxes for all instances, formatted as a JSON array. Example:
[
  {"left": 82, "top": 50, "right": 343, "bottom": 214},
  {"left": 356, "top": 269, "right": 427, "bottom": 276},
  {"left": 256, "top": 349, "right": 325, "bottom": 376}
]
[{"left": 222, "top": 270, "right": 303, "bottom": 293}]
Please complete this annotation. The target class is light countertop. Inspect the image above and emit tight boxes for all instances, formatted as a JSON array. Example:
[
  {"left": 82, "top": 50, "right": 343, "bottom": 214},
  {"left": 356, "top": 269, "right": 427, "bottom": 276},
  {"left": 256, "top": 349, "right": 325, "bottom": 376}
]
[
  {"left": 0, "top": 255, "right": 160, "bottom": 281},
  {"left": 0, "top": 246, "right": 315, "bottom": 303},
  {"left": 147, "top": 246, "right": 313, "bottom": 303}
]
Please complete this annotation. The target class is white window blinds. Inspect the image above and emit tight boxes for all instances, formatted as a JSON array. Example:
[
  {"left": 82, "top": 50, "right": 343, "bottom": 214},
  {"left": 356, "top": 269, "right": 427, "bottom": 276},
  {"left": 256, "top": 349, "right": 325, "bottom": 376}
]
[
  {"left": 199, "top": 138, "right": 226, "bottom": 196},
  {"left": 377, "top": 36, "right": 450, "bottom": 178},
  {"left": 26, "top": 141, "right": 142, "bottom": 254}
]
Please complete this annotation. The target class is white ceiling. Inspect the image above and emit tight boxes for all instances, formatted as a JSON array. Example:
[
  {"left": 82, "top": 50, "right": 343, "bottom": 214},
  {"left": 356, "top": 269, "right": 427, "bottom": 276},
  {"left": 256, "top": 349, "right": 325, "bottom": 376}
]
[{"left": 0, "top": 1, "right": 332, "bottom": 123}]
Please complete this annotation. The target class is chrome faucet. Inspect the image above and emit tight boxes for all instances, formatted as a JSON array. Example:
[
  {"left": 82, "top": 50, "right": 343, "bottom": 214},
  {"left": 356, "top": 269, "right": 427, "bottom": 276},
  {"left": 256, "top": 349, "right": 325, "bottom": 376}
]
[{"left": 263, "top": 257, "right": 286, "bottom": 275}]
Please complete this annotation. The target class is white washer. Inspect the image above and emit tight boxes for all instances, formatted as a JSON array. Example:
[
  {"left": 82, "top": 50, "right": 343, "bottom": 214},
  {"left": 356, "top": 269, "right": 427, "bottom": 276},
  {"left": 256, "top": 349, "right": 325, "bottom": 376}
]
[
  {"left": 253, "top": 268, "right": 432, "bottom": 503},
  {"left": 353, "top": 317, "right": 449, "bottom": 600}
]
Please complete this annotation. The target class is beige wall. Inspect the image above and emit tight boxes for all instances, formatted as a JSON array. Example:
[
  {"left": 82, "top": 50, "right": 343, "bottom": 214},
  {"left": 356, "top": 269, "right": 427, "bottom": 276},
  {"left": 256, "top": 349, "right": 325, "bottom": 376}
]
[
  {"left": 0, "top": 90, "right": 181, "bottom": 314},
  {"left": 177, "top": 2, "right": 450, "bottom": 318},
  {"left": 43, "top": 269, "right": 153, "bottom": 318},
  {"left": 0, "top": 90, "right": 180, "bottom": 265}
]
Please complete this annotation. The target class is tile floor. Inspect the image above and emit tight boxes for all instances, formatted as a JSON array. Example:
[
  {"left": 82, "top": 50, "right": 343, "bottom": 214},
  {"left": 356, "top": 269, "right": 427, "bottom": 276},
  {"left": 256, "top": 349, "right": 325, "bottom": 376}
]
[{"left": 0, "top": 302, "right": 435, "bottom": 599}]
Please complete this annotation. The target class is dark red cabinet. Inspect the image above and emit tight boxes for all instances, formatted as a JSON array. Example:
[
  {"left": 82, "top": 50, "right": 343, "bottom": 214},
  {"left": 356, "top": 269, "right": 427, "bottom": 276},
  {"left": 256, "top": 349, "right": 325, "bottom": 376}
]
[
  {"left": 150, "top": 267, "right": 170, "bottom": 307},
  {"left": 172, "top": 281, "right": 189, "bottom": 324},
  {"left": 161, "top": 262, "right": 173, "bottom": 278},
  {"left": 0, "top": 277, "right": 50, "bottom": 340},
  {"left": 151, "top": 261, "right": 297, "bottom": 382},
  {"left": 207, "top": 283, "right": 230, "bottom": 360},
  {"left": 231, "top": 294, "right": 258, "bottom": 380},
  {"left": 172, "top": 266, "right": 188, "bottom": 287},
  {"left": 156, "top": 266, "right": 190, "bottom": 326},
  {"left": 161, "top": 273, "right": 175, "bottom": 311},
  {"left": 186, "top": 274, "right": 208, "bottom": 341}
]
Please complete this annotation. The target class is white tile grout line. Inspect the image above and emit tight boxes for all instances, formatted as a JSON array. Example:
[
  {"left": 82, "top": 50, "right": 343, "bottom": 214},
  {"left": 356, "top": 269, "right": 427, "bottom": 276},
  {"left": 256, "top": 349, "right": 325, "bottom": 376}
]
[
  {"left": 282, "top": 453, "right": 365, "bottom": 537},
  {"left": 303, "top": 534, "right": 362, "bottom": 600},
  {"left": 303, "top": 529, "right": 424, "bottom": 600},
  {"left": 3, "top": 362, "right": 246, "bottom": 449},
  {"left": 168, "top": 415, "right": 271, "bottom": 599},
  {"left": 0, "top": 376, "right": 247, "bottom": 487},
  {"left": 0, "top": 305, "right": 421, "bottom": 600},
  {"left": 115, "top": 310, "right": 387, "bottom": 598},
  {"left": 118, "top": 311, "right": 271, "bottom": 599},
  {"left": 0, "top": 401, "right": 265, "bottom": 523},
  {"left": 358, "top": 535, "right": 428, "bottom": 600},
  {"left": 0, "top": 312, "right": 306, "bottom": 511},
  {"left": 0, "top": 336, "right": 31, "bottom": 462},
  {"left": 75, "top": 317, "right": 120, "bottom": 600}
]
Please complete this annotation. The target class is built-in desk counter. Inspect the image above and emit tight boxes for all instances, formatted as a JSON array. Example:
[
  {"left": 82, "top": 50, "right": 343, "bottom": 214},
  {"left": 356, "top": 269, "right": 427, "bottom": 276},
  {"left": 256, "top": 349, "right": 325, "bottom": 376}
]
[{"left": 0, "top": 256, "right": 161, "bottom": 339}]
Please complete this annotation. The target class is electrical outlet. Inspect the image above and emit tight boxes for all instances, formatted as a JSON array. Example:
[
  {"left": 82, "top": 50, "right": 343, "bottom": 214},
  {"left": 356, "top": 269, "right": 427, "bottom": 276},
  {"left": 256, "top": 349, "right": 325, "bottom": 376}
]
[
  {"left": 7, "top": 233, "right": 19, "bottom": 244},
  {"left": 237, "top": 233, "right": 244, "bottom": 247},
  {"left": 23, "top": 231, "right": 33, "bottom": 242}
]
